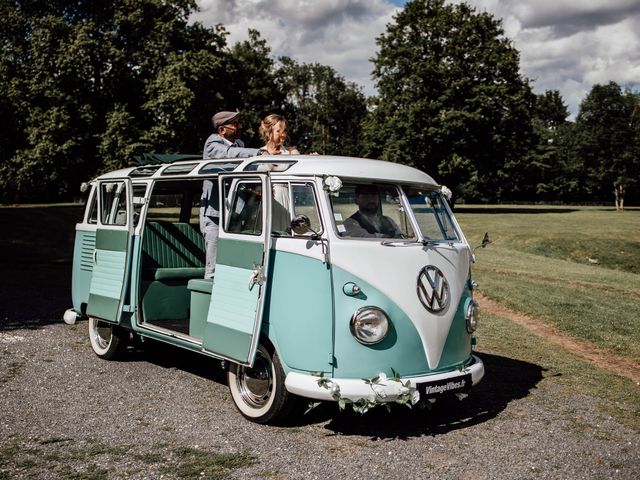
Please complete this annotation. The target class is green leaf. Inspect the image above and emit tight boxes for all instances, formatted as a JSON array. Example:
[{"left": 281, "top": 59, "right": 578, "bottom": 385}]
[{"left": 304, "top": 402, "right": 321, "bottom": 415}]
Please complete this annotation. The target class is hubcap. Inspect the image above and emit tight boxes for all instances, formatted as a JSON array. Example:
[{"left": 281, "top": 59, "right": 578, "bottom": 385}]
[
  {"left": 236, "top": 350, "right": 273, "bottom": 408},
  {"left": 92, "top": 320, "right": 112, "bottom": 350}
]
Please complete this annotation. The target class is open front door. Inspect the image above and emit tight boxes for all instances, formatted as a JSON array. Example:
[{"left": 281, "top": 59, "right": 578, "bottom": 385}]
[
  {"left": 86, "top": 179, "right": 133, "bottom": 324},
  {"left": 203, "top": 173, "right": 271, "bottom": 366}
]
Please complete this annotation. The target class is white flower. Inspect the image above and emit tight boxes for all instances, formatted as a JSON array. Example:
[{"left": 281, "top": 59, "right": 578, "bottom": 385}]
[
  {"left": 324, "top": 175, "right": 342, "bottom": 192},
  {"left": 398, "top": 385, "right": 410, "bottom": 395},
  {"left": 377, "top": 372, "right": 387, "bottom": 383},
  {"left": 441, "top": 185, "right": 452, "bottom": 200},
  {"left": 371, "top": 384, "right": 388, "bottom": 399},
  {"left": 411, "top": 389, "right": 420, "bottom": 405},
  {"left": 327, "top": 380, "right": 340, "bottom": 397},
  {"left": 353, "top": 403, "right": 370, "bottom": 415}
]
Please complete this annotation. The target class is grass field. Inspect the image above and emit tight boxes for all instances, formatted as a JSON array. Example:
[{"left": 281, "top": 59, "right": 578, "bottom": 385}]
[
  {"left": 456, "top": 205, "right": 640, "bottom": 363},
  {"left": 451, "top": 205, "right": 640, "bottom": 431}
]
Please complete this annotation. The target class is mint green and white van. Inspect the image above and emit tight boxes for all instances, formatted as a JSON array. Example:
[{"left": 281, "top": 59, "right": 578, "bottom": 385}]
[{"left": 65, "top": 155, "right": 484, "bottom": 423}]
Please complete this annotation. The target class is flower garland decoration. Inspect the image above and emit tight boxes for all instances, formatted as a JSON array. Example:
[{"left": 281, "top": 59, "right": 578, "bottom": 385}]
[
  {"left": 323, "top": 175, "right": 342, "bottom": 195},
  {"left": 311, "top": 369, "right": 420, "bottom": 415}
]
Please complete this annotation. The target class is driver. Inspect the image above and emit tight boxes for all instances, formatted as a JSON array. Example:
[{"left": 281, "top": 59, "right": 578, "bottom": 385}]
[{"left": 342, "top": 184, "right": 403, "bottom": 238}]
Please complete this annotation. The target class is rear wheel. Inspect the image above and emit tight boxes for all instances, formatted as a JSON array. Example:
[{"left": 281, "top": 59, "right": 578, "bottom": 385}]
[
  {"left": 88, "top": 317, "right": 127, "bottom": 360},
  {"left": 228, "top": 343, "right": 296, "bottom": 424}
]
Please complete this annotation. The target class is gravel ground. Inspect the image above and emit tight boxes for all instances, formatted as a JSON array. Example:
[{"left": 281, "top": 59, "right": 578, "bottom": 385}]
[{"left": 1, "top": 265, "right": 639, "bottom": 479}]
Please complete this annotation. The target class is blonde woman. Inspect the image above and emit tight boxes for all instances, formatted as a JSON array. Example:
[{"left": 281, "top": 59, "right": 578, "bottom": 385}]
[{"left": 258, "top": 114, "right": 300, "bottom": 155}]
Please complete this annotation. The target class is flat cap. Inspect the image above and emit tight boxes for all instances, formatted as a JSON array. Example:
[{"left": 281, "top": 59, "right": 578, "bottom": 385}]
[{"left": 212, "top": 111, "right": 240, "bottom": 130}]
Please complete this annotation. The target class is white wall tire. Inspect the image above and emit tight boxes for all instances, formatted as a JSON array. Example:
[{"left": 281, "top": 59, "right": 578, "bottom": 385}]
[
  {"left": 88, "top": 317, "right": 126, "bottom": 360},
  {"left": 228, "top": 344, "right": 296, "bottom": 424}
]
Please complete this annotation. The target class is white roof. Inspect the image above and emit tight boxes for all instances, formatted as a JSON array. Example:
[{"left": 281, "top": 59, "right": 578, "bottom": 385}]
[
  {"left": 249, "top": 155, "right": 437, "bottom": 185},
  {"left": 94, "top": 155, "right": 438, "bottom": 186}
]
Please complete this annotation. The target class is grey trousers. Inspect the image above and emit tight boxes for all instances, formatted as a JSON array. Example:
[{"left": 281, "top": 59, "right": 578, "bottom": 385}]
[{"left": 203, "top": 220, "right": 219, "bottom": 279}]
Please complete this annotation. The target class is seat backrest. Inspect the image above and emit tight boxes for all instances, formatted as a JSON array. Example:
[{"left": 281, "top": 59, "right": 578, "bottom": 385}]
[{"left": 142, "top": 222, "right": 205, "bottom": 269}]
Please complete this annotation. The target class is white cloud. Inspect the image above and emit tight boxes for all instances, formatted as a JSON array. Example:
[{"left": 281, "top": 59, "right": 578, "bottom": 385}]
[
  {"left": 456, "top": 0, "right": 640, "bottom": 116},
  {"left": 192, "top": 0, "right": 640, "bottom": 117},
  {"left": 191, "top": 0, "right": 398, "bottom": 95}
]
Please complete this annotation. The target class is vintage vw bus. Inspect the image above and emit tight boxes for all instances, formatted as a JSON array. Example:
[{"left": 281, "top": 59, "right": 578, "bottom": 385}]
[{"left": 64, "top": 155, "right": 484, "bottom": 423}]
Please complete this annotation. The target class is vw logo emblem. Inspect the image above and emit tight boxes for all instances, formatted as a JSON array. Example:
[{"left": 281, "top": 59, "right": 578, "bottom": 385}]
[{"left": 417, "top": 266, "right": 450, "bottom": 313}]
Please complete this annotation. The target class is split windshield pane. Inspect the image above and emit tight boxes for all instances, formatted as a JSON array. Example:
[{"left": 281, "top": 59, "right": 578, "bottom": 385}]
[
  {"left": 330, "top": 183, "right": 414, "bottom": 239},
  {"left": 404, "top": 187, "right": 459, "bottom": 241}
]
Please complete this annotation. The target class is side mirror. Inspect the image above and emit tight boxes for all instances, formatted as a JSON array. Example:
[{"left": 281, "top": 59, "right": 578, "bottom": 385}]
[
  {"left": 290, "top": 214, "right": 318, "bottom": 236},
  {"left": 473, "top": 232, "right": 492, "bottom": 253}
]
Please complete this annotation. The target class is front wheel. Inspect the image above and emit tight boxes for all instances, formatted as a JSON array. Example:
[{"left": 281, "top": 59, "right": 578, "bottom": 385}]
[
  {"left": 228, "top": 343, "right": 296, "bottom": 424},
  {"left": 88, "top": 317, "right": 127, "bottom": 360}
]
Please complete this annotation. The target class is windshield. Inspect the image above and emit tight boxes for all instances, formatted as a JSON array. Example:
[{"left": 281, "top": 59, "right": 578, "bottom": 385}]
[
  {"left": 330, "top": 183, "right": 415, "bottom": 239},
  {"left": 328, "top": 182, "right": 459, "bottom": 242},
  {"left": 404, "top": 186, "right": 459, "bottom": 241}
]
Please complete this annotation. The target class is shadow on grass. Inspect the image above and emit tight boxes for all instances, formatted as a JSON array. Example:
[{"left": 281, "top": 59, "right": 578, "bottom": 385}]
[
  {"left": 0, "top": 204, "right": 79, "bottom": 330},
  {"left": 0, "top": 264, "right": 72, "bottom": 330}
]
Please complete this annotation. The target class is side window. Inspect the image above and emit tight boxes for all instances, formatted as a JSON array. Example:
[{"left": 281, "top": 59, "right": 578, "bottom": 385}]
[
  {"left": 292, "top": 183, "right": 322, "bottom": 234},
  {"left": 132, "top": 184, "right": 147, "bottom": 226},
  {"left": 145, "top": 180, "right": 201, "bottom": 225},
  {"left": 99, "top": 182, "right": 127, "bottom": 226},
  {"left": 271, "top": 183, "right": 291, "bottom": 235},
  {"left": 87, "top": 189, "right": 98, "bottom": 224},
  {"left": 224, "top": 179, "right": 263, "bottom": 235}
]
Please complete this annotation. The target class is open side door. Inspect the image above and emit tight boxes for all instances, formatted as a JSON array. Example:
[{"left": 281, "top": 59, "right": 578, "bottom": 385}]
[
  {"left": 86, "top": 178, "right": 133, "bottom": 324},
  {"left": 202, "top": 173, "right": 271, "bottom": 366}
]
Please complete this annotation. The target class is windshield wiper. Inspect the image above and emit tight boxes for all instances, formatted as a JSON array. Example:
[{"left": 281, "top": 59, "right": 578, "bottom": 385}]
[
  {"left": 380, "top": 238, "right": 442, "bottom": 247},
  {"left": 381, "top": 239, "right": 423, "bottom": 247}
]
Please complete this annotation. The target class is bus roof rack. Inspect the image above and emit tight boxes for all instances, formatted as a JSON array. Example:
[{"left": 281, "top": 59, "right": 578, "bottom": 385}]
[{"left": 132, "top": 153, "right": 201, "bottom": 166}]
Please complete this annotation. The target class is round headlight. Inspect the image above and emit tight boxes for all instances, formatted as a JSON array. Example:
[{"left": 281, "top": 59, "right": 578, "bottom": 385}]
[
  {"left": 466, "top": 299, "right": 479, "bottom": 333},
  {"left": 350, "top": 307, "right": 389, "bottom": 345}
]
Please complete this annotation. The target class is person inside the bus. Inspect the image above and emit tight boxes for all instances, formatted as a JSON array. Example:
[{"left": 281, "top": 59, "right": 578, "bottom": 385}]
[
  {"left": 201, "top": 110, "right": 258, "bottom": 279},
  {"left": 343, "top": 184, "right": 403, "bottom": 238}
]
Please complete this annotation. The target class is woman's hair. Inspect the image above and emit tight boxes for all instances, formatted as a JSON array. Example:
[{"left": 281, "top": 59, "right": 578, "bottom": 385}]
[{"left": 259, "top": 114, "right": 287, "bottom": 143}]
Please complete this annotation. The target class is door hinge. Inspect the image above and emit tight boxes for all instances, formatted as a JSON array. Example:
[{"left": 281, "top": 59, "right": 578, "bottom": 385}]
[{"left": 121, "top": 304, "right": 135, "bottom": 313}]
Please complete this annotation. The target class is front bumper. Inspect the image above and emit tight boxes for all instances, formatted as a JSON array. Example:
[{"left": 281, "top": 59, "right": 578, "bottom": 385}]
[{"left": 285, "top": 354, "right": 484, "bottom": 402}]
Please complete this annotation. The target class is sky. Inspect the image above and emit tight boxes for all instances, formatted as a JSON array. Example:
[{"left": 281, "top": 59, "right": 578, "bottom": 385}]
[{"left": 191, "top": 0, "right": 640, "bottom": 118}]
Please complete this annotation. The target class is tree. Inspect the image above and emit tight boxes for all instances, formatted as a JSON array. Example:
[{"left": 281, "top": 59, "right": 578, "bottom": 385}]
[
  {"left": 0, "top": 0, "right": 228, "bottom": 201},
  {"left": 276, "top": 57, "right": 367, "bottom": 156},
  {"left": 364, "top": 0, "right": 535, "bottom": 202},
  {"left": 535, "top": 90, "right": 570, "bottom": 129},
  {"left": 573, "top": 82, "right": 640, "bottom": 209},
  {"left": 524, "top": 90, "right": 580, "bottom": 201}
]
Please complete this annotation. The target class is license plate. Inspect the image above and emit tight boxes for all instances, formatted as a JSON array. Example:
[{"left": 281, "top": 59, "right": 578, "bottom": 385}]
[{"left": 418, "top": 373, "right": 472, "bottom": 399}]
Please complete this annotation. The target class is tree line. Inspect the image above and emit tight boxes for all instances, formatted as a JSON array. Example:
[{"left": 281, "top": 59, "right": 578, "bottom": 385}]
[{"left": 1, "top": 0, "right": 638, "bottom": 207}]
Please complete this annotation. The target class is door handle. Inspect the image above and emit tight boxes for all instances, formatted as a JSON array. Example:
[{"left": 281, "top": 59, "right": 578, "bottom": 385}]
[
  {"left": 93, "top": 249, "right": 97, "bottom": 265},
  {"left": 248, "top": 265, "right": 264, "bottom": 291},
  {"left": 248, "top": 270, "right": 258, "bottom": 290}
]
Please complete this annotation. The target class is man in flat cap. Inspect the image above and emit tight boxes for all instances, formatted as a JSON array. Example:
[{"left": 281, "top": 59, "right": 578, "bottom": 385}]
[
  {"left": 203, "top": 110, "right": 259, "bottom": 159},
  {"left": 342, "top": 184, "right": 403, "bottom": 238},
  {"left": 201, "top": 111, "right": 258, "bottom": 278}
]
